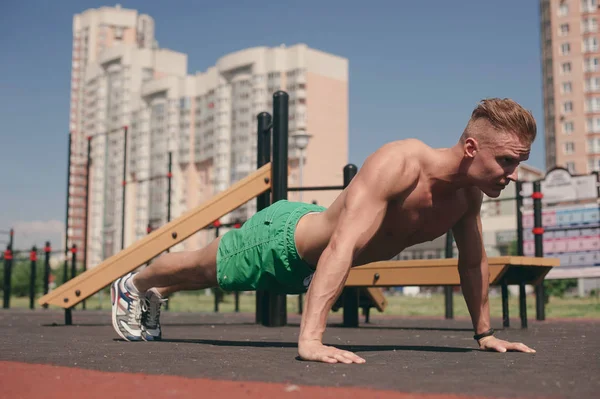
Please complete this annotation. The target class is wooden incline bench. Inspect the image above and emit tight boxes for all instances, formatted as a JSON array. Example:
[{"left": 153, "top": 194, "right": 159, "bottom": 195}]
[
  {"left": 340, "top": 256, "right": 560, "bottom": 328},
  {"left": 38, "top": 163, "right": 272, "bottom": 310}
]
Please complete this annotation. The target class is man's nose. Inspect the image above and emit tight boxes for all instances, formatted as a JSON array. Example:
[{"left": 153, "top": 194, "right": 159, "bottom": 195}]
[{"left": 507, "top": 169, "right": 519, "bottom": 182}]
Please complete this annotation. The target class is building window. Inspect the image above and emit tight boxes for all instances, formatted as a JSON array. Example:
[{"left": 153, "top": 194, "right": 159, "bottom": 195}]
[
  {"left": 582, "top": 0, "right": 598, "bottom": 13},
  {"left": 561, "top": 42, "right": 571, "bottom": 55},
  {"left": 564, "top": 121, "right": 575, "bottom": 134},
  {"left": 585, "top": 77, "right": 600, "bottom": 92},
  {"left": 586, "top": 117, "right": 600, "bottom": 132},
  {"left": 565, "top": 162, "right": 576, "bottom": 174},
  {"left": 563, "top": 101, "right": 574, "bottom": 113},
  {"left": 559, "top": 3, "right": 569, "bottom": 16},
  {"left": 564, "top": 142, "right": 575, "bottom": 154},
  {"left": 583, "top": 17, "right": 598, "bottom": 33},
  {"left": 560, "top": 23, "right": 570, "bottom": 36},
  {"left": 562, "top": 82, "right": 573, "bottom": 93},
  {"left": 562, "top": 62, "right": 572, "bottom": 73},
  {"left": 583, "top": 37, "right": 599, "bottom": 52},
  {"left": 558, "top": 3, "right": 569, "bottom": 16},
  {"left": 586, "top": 96, "right": 600, "bottom": 111},
  {"left": 584, "top": 57, "right": 600, "bottom": 72}
]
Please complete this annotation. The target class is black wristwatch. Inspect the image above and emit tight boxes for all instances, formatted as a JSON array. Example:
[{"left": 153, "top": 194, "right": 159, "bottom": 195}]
[{"left": 473, "top": 328, "right": 495, "bottom": 341}]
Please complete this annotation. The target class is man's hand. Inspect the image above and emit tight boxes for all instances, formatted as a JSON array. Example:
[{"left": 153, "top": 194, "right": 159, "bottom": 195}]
[
  {"left": 298, "top": 340, "right": 366, "bottom": 364},
  {"left": 478, "top": 336, "right": 536, "bottom": 353}
]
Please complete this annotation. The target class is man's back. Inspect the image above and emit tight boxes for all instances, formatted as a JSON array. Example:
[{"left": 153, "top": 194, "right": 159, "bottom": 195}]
[{"left": 295, "top": 139, "right": 478, "bottom": 267}]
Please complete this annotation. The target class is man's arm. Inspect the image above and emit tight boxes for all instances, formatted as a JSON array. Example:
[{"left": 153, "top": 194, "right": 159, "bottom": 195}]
[
  {"left": 298, "top": 147, "right": 419, "bottom": 364},
  {"left": 451, "top": 190, "right": 491, "bottom": 335},
  {"left": 452, "top": 189, "right": 536, "bottom": 353}
]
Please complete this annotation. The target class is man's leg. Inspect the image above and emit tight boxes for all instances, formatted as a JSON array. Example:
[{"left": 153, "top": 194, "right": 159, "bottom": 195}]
[
  {"left": 111, "top": 237, "right": 221, "bottom": 342},
  {"left": 132, "top": 236, "right": 221, "bottom": 293}
]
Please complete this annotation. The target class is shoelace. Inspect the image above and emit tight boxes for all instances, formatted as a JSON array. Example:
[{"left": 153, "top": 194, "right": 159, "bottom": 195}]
[
  {"left": 128, "top": 297, "right": 145, "bottom": 326},
  {"left": 143, "top": 296, "right": 168, "bottom": 328}
]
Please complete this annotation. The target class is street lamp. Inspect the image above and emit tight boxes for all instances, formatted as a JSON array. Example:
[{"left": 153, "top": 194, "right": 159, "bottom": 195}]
[{"left": 291, "top": 130, "right": 312, "bottom": 203}]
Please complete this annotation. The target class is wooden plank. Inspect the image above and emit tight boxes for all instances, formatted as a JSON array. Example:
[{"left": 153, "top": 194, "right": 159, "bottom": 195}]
[
  {"left": 346, "top": 265, "right": 502, "bottom": 286},
  {"left": 38, "top": 163, "right": 272, "bottom": 309},
  {"left": 351, "top": 256, "right": 560, "bottom": 270},
  {"left": 363, "top": 287, "right": 387, "bottom": 312},
  {"left": 345, "top": 256, "right": 559, "bottom": 287}
]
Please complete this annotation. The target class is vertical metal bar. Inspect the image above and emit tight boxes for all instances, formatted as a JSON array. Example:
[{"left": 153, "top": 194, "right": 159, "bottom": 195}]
[
  {"left": 444, "top": 231, "right": 454, "bottom": 319},
  {"left": 264, "top": 91, "right": 288, "bottom": 327},
  {"left": 63, "top": 132, "right": 72, "bottom": 286},
  {"left": 501, "top": 280, "right": 509, "bottom": 327},
  {"left": 165, "top": 152, "right": 173, "bottom": 311},
  {"left": 255, "top": 112, "right": 272, "bottom": 324},
  {"left": 121, "top": 126, "right": 128, "bottom": 250},
  {"left": 533, "top": 181, "right": 545, "bottom": 321},
  {"left": 167, "top": 152, "right": 172, "bottom": 224},
  {"left": 516, "top": 181, "right": 527, "bottom": 328},
  {"left": 214, "top": 226, "right": 220, "bottom": 313},
  {"left": 71, "top": 244, "right": 77, "bottom": 279},
  {"left": 341, "top": 164, "right": 359, "bottom": 327},
  {"left": 29, "top": 246, "right": 37, "bottom": 310},
  {"left": 43, "top": 242, "right": 51, "bottom": 309},
  {"left": 83, "top": 136, "right": 92, "bottom": 310},
  {"left": 3, "top": 245, "right": 12, "bottom": 308}
]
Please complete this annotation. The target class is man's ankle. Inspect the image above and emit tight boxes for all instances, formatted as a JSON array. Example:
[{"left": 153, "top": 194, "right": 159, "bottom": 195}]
[{"left": 125, "top": 274, "right": 141, "bottom": 295}]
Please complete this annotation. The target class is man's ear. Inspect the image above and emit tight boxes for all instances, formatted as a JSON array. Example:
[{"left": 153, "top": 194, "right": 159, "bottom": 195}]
[{"left": 464, "top": 137, "right": 479, "bottom": 159}]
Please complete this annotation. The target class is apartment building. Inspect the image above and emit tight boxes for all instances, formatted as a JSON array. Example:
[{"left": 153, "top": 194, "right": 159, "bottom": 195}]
[
  {"left": 540, "top": 0, "right": 600, "bottom": 174},
  {"left": 68, "top": 4, "right": 154, "bottom": 261},
  {"left": 69, "top": 5, "right": 349, "bottom": 266}
]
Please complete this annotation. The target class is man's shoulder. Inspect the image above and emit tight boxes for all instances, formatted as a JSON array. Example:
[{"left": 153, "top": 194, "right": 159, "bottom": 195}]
[{"left": 373, "top": 139, "right": 427, "bottom": 169}]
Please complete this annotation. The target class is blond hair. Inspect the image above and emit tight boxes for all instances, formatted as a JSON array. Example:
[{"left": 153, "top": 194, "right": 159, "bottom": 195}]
[{"left": 460, "top": 98, "right": 537, "bottom": 145}]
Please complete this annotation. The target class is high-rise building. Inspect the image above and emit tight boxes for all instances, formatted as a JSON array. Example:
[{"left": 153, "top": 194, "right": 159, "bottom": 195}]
[
  {"left": 69, "top": 6, "right": 349, "bottom": 267},
  {"left": 540, "top": 0, "right": 600, "bottom": 174},
  {"left": 68, "top": 4, "right": 155, "bottom": 260}
]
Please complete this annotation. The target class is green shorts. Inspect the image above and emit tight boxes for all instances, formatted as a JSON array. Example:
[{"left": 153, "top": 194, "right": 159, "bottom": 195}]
[{"left": 216, "top": 200, "right": 326, "bottom": 294}]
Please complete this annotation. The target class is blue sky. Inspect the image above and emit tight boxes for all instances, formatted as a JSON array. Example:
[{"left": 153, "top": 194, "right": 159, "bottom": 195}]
[{"left": 0, "top": 0, "right": 545, "bottom": 249}]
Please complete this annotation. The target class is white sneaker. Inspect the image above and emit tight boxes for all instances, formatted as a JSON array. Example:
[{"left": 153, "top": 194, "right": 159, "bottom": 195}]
[
  {"left": 141, "top": 288, "right": 167, "bottom": 341},
  {"left": 111, "top": 273, "right": 144, "bottom": 342}
]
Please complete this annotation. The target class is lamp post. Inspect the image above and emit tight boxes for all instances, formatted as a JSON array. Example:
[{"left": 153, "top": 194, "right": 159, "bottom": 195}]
[{"left": 291, "top": 131, "right": 312, "bottom": 203}]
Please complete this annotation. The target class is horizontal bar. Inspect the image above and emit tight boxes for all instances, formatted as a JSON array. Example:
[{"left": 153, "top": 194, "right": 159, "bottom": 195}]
[
  {"left": 543, "top": 224, "right": 600, "bottom": 232},
  {"left": 288, "top": 185, "right": 345, "bottom": 192},
  {"left": 482, "top": 196, "right": 518, "bottom": 204}
]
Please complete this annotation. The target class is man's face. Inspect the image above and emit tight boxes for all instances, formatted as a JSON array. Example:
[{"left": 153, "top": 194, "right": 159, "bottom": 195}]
[{"left": 466, "top": 132, "right": 531, "bottom": 198}]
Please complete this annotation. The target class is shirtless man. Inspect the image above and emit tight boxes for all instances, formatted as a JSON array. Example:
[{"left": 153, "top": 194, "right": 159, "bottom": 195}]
[{"left": 111, "top": 97, "right": 538, "bottom": 363}]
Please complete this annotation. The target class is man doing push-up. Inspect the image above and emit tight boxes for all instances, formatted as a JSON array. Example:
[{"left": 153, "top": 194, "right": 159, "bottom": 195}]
[{"left": 111, "top": 97, "right": 537, "bottom": 364}]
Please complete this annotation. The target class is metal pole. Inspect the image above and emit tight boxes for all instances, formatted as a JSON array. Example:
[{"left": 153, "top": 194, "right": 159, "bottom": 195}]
[
  {"left": 165, "top": 151, "right": 172, "bottom": 311},
  {"left": 29, "top": 246, "right": 37, "bottom": 310},
  {"left": 71, "top": 244, "right": 77, "bottom": 279},
  {"left": 9, "top": 228, "right": 13, "bottom": 249},
  {"left": 501, "top": 279, "right": 509, "bottom": 328},
  {"left": 299, "top": 149, "right": 304, "bottom": 203},
  {"left": 43, "top": 242, "right": 51, "bottom": 309},
  {"left": 516, "top": 180, "right": 527, "bottom": 328},
  {"left": 533, "top": 181, "right": 545, "bottom": 321},
  {"left": 214, "top": 225, "right": 220, "bottom": 312},
  {"left": 63, "top": 132, "right": 72, "bottom": 285},
  {"left": 444, "top": 231, "right": 454, "bottom": 319},
  {"left": 82, "top": 136, "right": 92, "bottom": 310},
  {"left": 341, "top": 164, "right": 359, "bottom": 327},
  {"left": 121, "top": 126, "right": 128, "bottom": 250},
  {"left": 167, "top": 152, "right": 172, "bottom": 224},
  {"left": 264, "top": 91, "right": 288, "bottom": 327},
  {"left": 255, "top": 112, "right": 272, "bottom": 324},
  {"left": 3, "top": 245, "right": 12, "bottom": 308}
]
